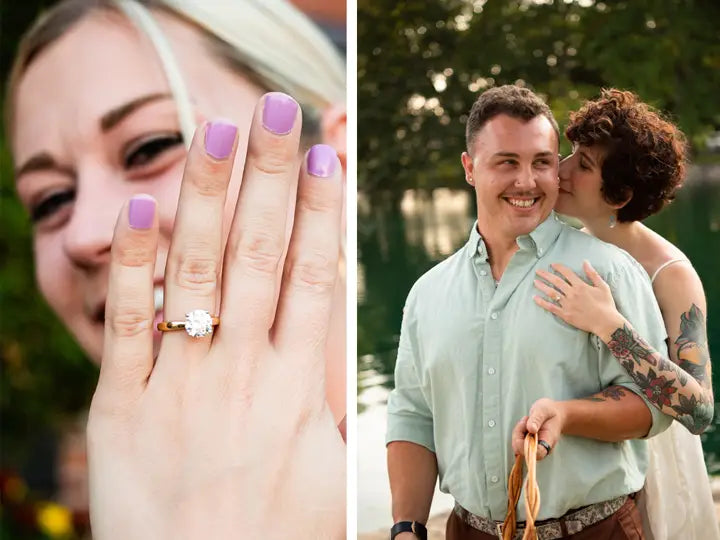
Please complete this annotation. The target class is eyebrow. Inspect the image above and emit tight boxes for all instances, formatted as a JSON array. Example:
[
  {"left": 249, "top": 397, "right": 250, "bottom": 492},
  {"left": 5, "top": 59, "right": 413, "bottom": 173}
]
[
  {"left": 492, "top": 151, "right": 555, "bottom": 159},
  {"left": 99, "top": 92, "right": 172, "bottom": 132},
  {"left": 15, "top": 152, "right": 75, "bottom": 184},
  {"left": 15, "top": 92, "right": 173, "bottom": 184}
]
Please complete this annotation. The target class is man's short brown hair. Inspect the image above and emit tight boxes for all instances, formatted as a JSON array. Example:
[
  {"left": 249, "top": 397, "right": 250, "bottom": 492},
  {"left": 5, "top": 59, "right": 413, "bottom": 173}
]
[
  {"left": 465, "top": 85, "right": 559, "bottom": 152},
  {"left": 565, "top": 89, "right": 688, "bottom": 222}
]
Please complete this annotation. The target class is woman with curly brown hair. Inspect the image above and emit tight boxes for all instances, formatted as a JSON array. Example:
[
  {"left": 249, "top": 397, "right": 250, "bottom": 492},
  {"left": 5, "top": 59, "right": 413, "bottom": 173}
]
[{"left": 533, "top": 89, "right": 717, "bottom": 538}]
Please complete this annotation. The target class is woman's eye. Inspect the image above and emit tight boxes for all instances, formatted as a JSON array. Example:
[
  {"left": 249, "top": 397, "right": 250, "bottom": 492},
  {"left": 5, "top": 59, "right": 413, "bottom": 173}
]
[
  {"left": 31, "top": 189, "right": 75, "bottom": 222},
  {"left": 123, "top": 133, "right": 183, "bottom": 169}
]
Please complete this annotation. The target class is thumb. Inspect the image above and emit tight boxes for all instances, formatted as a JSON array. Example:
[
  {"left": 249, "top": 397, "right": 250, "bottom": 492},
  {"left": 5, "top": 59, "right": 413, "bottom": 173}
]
[{"left": 527, "top": 400, "right": 555, "bottom": 434}]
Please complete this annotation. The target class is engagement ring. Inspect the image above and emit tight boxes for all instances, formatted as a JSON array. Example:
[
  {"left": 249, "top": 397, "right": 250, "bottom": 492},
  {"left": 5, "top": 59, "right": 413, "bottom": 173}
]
[{"left": 157, "top": 309, "right": 219, "bottom": 337}]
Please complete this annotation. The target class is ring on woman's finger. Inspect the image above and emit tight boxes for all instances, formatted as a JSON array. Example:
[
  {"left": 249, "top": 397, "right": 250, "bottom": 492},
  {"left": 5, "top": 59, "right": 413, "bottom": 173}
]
[
  {"left": 157, "top": 309, "right": 220, "bottom": 338},
  {"left": 553, "top": 293, "right": 562, "bottom": 302}
]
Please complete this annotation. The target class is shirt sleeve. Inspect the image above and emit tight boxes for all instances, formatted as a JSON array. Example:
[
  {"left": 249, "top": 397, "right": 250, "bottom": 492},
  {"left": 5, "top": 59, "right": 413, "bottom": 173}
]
[
  {"left": 386, "top": 284, "right": 435, "bottom": 452},
  {"left": 598, "top": 260, "right": 673, "bottom": 439}
]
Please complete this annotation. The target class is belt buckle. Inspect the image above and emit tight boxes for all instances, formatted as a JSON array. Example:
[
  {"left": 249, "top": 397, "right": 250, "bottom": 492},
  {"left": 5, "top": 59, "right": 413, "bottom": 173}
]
[{"left": 495, "top": 522, "right": 504, "bottom": 539}]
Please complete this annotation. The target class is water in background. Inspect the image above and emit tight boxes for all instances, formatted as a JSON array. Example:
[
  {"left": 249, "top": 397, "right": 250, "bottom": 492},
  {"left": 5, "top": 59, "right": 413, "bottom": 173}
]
[{"left": 357, "top": 173, "right": 720, "bottom": 531}]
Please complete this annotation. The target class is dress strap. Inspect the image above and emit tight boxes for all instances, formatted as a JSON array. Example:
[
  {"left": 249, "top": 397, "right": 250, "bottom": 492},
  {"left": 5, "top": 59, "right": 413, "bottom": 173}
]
[{"left": 650, "top": 258, "right": 688, "bottom": 284}]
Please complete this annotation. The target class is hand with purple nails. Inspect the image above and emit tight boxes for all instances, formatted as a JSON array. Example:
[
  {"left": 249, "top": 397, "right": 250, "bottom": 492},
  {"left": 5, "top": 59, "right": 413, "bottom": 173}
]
[{"left": 88, "top": 93, "right": 345, "bottom": 538}]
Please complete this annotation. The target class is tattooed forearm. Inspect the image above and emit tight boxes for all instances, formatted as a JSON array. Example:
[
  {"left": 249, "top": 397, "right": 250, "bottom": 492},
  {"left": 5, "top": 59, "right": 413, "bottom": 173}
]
[
  {"left": 605, "top": 307, "right": 713, "bottom": 434},
  {"left": 581, "top": 386, "right": 627, "bottom": 402},
  {"left": 675, "top": 304, "right": 711, "bottom": 385}
]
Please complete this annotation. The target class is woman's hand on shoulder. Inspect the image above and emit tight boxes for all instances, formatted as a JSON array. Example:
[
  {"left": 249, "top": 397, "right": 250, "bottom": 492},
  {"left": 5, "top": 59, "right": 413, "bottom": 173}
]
[{"left": 533, "top": 260, "right": 624, "bottom": 339}]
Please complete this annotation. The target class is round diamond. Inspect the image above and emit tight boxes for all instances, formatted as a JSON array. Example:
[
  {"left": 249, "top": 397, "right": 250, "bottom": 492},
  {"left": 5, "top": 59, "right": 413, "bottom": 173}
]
[{"left": 185, "top": 310, "right": 213, "bottom": 337}]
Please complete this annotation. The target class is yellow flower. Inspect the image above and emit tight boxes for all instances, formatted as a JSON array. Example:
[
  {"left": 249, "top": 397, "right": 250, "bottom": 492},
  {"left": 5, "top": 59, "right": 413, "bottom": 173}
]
[{"left": 37, "top": 502, "right": 73, "bottom": 538}]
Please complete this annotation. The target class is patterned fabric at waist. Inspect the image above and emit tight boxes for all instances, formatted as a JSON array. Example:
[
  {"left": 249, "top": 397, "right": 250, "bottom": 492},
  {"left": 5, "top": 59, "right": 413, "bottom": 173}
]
[{"left": 453, "top": 494, "right": 630, "bottom": 540}]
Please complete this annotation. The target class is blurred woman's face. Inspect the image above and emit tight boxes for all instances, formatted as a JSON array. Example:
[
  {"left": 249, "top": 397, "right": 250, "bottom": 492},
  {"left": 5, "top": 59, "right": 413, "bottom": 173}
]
[
  {"left": 555, "top": 144, "right": 611, "bottom": 222},
  {"left": 12, "top": 11, "right": 266, "bottom": 362}
]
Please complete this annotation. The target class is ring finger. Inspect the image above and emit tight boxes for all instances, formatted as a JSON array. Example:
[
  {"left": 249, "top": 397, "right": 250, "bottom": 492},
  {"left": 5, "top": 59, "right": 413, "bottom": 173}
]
[
  {"left": 533, "top": 279, "right": 564, "bottom": 303},
  {"left": 156, "top": 120, "right": 238, "bottom": 370}
]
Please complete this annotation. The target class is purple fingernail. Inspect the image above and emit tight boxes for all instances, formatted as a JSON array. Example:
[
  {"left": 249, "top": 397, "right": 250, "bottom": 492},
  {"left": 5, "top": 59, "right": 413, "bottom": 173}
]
[
  {"left": 307, "top": 144, "right": 337, "bottom": 178},
  {"left": 262, "top": 93, "right": 298, "bottom": 135},
  {"left": 204, "top": 120, "right": 237, "bottom": 159},
  {"left": 128, "top": 195, "right": 155, "bottom": 229}
]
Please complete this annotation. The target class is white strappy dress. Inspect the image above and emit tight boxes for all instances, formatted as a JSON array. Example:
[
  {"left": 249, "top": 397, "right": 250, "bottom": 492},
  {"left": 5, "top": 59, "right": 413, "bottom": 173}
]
[{"left": 638, "top": 259, "right": 719, "bottom": 539}]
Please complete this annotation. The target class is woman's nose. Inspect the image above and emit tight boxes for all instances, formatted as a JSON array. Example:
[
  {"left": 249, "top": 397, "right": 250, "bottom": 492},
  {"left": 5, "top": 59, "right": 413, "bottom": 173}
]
[{"left": 62, "top": 171, "right": 124, "bottom": 270}]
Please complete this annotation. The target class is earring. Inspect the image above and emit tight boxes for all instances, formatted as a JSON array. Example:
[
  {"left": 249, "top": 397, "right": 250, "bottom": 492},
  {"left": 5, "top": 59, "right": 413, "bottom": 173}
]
[{"left": 609, "top": 214, "right": 617, "bottom": 228}]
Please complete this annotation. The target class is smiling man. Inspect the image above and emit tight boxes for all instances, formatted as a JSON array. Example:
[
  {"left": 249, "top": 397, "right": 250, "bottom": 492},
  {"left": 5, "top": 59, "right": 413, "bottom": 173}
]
[{"left": 386, "top": 86, "right": 672, "bottom": 540}]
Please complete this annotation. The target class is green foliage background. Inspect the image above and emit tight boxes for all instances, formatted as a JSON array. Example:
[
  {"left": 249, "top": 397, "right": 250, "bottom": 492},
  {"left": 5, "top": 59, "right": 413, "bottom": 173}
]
[
  {"left": 358, "top": 0, "right": 720, "bottom": 196},
  {"left": 1, "top": 0, "right": 99, "bottom": 473}
]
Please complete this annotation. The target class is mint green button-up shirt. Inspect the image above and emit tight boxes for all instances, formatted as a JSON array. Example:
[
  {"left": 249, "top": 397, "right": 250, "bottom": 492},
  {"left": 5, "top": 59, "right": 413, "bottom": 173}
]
[{"left": 386, "top": 212, "right": 671, "bottom": 521}]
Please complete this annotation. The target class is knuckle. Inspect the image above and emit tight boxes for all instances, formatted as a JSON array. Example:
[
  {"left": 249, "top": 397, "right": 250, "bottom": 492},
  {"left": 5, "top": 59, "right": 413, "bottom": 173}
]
[
  {"left": 115, "top": 241, "right": 154, "bottom": 267},
  {"left": 190, "top": 159, "right": 230, "bottom": 197},
  {"left": 248, "top": 138, "right": 295, "bottom": 176},
  {"left": 232, "top": 230, "right": 284, "bottom": 275},
  {"left": 173, "top": 254, "right": 219, "bottom": 293},
  {"left": 285, "top": 251, "right": 336, "bottom": 293},
  {"left": 297, "top": 186, "right": 339, "bottom": 214},
  {"left": 108, "top": 307, "right": 152, "bottom": 338}
]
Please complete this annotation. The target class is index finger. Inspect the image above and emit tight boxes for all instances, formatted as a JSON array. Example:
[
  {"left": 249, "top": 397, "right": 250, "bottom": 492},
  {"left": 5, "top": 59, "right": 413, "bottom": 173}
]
[
  {"left": 511, "top": 416, "right": 529, "bottom": 456},
  {"left": 550, "top": 263, "right": 582, "bottom": 286}
]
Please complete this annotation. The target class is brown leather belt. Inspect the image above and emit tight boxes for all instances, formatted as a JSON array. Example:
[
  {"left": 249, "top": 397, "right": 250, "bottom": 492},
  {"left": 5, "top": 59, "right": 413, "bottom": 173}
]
[{"left": 454, "top": 494, "right": 631, "bottom": 540}]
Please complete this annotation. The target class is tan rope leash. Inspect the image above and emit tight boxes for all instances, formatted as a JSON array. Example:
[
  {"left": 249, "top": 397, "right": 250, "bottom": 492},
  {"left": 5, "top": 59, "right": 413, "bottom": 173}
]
[{"left": 502, "top": 433, "right": 541, "bottom": 540}]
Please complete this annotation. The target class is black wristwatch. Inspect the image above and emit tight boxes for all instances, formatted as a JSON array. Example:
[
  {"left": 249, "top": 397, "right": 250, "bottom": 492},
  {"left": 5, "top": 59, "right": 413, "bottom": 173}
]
[{"left": 390, "top": 521, "right": 428, "bottom": 540}]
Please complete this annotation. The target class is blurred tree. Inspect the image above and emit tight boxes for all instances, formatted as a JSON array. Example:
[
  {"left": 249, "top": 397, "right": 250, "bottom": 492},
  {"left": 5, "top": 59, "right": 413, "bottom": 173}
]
[
  {"left": 358, "top": 0, "right": 720, "bottom": 194},
  {"left": 1, "top": 0, "right": 99, "bottom": 472}
]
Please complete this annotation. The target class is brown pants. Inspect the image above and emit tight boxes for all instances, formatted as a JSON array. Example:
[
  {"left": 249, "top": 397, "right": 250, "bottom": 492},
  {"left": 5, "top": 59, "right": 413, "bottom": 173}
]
[{"left": 446, "top": 497, "right": 644, "bottom": 539}]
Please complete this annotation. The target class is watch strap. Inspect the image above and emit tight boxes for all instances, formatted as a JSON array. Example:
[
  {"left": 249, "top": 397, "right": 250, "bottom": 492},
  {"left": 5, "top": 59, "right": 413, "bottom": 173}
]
[{"left": 390, "top": 521, "right": 428, "bottom": 540}]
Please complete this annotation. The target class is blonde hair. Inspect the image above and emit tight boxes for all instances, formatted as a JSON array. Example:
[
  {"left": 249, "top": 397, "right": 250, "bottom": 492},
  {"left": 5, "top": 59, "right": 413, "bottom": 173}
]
[{"left": 5, "top": 0, "right": 345, "bottom": 144}]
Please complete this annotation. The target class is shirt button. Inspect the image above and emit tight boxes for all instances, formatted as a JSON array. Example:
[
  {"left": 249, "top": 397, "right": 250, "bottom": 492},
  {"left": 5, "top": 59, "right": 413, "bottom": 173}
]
[
  {"left": 491, "top": 312, "right": 498, "bottom": 320},
  {"left": 491, "top": 475, "right": 499, "bottom": 483},
  {"left": 488, "top": 420, "right": 496, "bottom": 427},
  {"left": 488, "top": 367, "right": 496, "bottom": 375},
  {"left": 480, "top": 270, "right": 487, "bottom": 276},
  {"left": 538, "top": 248, "right": 544, "bottom": 255}
]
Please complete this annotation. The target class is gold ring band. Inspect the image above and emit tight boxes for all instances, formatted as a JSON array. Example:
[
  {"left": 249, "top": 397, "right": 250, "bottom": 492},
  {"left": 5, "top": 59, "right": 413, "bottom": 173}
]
[
  {"left": 157, "top": 317, "right": 220, "bottom": 332},
  {"left": 157, "top": 309, "right": 219, "bottom": 338}
]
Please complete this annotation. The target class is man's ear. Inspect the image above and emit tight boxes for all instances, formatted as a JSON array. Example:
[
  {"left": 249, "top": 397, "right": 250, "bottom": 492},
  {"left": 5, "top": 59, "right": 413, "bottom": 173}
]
[
  {"left": 461, "top": 152, "right": 475, "bottom": 186},
  {"left": 321, "top": 104, "right": 346, "bottom": 173}
]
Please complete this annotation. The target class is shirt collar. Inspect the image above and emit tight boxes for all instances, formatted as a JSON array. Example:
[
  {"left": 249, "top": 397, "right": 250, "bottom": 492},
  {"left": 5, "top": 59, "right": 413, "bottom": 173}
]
[{"left": 466, "top": 211, "right": 563, "bottom": 260}]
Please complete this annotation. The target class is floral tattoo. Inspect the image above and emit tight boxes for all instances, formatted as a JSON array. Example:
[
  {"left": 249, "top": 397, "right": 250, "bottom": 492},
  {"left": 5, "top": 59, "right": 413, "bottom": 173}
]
[
  {"left": 675, "top": 304, "right": 710, "bottom": 384},
  {"left": 606, "top": 305, "right": 713, "bottom": 434}
]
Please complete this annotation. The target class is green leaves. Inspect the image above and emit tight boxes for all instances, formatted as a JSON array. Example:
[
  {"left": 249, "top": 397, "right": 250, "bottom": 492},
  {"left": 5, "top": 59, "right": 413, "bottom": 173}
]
[{"left": 358, "top": 0, "right": 720, "bottom": 193}]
